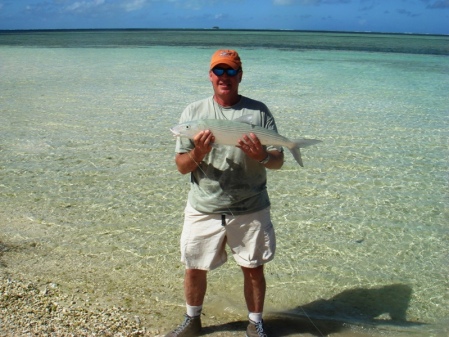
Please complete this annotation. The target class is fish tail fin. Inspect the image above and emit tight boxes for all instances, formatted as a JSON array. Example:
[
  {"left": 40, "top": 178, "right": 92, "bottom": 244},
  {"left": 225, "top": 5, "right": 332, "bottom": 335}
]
[
  {"left": 288, "top": 146, "right": 304, "bottom": 167},
  {"left": 288, "top": 139, "right": 322, "bottom": 167}
]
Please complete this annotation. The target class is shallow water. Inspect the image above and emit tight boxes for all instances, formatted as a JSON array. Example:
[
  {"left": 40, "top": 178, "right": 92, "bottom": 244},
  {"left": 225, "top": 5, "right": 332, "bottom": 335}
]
[{"left": 1, "top": 31, "right": 448, "bottom": 336}]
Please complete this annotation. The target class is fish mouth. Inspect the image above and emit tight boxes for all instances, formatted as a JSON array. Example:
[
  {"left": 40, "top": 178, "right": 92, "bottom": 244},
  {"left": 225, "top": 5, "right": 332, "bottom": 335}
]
[{"left": 170, "top": 128, "right": 180, "bottom": 137}]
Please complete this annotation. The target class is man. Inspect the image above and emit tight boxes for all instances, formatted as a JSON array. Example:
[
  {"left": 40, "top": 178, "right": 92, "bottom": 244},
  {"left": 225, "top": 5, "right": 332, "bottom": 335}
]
[{"left": 166, "top": 49, "right": 284, "bottom": 337}]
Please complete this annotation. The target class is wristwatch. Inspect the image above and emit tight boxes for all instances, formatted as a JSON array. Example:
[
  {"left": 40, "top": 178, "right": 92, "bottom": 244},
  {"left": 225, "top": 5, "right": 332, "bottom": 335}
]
[{"left": 259, "top": 154, "right": 270, "bottom": 165}]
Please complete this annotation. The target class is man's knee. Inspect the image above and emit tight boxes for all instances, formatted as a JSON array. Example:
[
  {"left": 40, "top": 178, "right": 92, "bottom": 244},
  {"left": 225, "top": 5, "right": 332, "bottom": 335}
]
[
  {"left": 241, "top": 265, "right": 265, "bottom": 279},
  {"left": 186, "top": 269, "right": 207, "bottom": 279}
]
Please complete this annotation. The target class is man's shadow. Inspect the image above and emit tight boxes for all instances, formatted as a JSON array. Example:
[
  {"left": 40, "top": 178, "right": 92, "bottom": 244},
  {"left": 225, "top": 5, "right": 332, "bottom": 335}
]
[{"left": 202, "top": 284, "right": 424, "bottom": 336}]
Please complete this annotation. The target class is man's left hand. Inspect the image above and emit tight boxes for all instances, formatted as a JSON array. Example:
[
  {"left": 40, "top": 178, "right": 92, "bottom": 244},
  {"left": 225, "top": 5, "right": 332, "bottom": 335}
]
[{"left": 237, "top": 133, "right": 268, "bottom": 162}]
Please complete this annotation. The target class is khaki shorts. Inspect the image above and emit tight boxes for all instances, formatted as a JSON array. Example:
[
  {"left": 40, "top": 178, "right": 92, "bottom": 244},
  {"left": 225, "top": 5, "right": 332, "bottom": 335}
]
[{"left": 180, "top": 202, "right": 276, "bottom": 270}]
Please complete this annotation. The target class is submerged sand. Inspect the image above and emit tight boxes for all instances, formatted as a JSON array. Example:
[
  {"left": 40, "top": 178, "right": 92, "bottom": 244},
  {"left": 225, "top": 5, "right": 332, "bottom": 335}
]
[{"left": 1, "top": 39, "right": 447, "bottom": 337}]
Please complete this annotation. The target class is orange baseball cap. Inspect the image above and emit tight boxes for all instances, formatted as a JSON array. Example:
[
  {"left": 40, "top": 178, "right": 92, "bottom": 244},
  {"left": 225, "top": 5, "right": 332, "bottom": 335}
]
[{"left": 210, "top": 49, "right": 242, "bottom": 70}]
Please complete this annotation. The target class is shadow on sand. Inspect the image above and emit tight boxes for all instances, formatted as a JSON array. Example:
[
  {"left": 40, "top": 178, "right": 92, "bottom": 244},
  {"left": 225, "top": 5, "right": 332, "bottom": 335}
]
[{"left": 202, "top": 284, "right": 425, "bottom": 336}]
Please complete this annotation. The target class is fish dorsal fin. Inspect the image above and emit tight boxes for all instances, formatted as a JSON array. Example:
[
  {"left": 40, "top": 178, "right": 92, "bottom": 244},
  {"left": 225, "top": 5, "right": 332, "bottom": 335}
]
[{"left": 233, "top": 114, "right": 254, "bottom": 125}]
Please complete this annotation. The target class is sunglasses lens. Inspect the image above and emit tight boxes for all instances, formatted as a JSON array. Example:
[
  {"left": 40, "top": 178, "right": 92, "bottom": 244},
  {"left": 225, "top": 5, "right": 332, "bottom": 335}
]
[
  {"left": 212, "top": 68, "right": 239, "bottom": 77},
  {"left": 212, "top": 68, "right": 225, "bottom": 76}
]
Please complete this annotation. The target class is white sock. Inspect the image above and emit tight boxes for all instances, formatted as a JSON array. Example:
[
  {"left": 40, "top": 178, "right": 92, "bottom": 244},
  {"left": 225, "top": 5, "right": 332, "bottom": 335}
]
[
  {"left": 186, "top": 303, "right": 202, "bottom": 317},
  {"left": 248, "top": 312, "right": 263, "bottom": 323}
]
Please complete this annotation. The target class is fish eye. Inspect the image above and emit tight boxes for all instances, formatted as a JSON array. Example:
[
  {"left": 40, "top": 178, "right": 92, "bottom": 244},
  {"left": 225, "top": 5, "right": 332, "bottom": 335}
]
[{"left": 186, "top": 126, "right": 190, "bottom": 129}]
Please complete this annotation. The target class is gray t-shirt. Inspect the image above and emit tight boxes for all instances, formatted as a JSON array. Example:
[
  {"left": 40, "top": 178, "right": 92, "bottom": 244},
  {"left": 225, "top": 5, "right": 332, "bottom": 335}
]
[{"left": 175, "top": 95, "right": 282, "bottom": 215}]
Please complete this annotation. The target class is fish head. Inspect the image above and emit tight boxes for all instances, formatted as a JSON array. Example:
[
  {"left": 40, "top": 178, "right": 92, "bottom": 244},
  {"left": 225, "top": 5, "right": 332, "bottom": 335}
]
[{"left": 170, "top": 121, "right": 202, "bottom": 139}]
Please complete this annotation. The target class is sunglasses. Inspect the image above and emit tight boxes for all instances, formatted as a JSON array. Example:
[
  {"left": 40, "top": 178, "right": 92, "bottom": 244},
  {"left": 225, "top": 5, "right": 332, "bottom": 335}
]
[{"left": 211, "top": 67, "right": 241, "bottom": 77}]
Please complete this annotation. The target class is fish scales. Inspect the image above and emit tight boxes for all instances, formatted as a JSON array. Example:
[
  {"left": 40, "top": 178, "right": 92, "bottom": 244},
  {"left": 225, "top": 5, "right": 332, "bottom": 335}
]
[{"left": 196, "top": 119, "right": 293, "bottom": 148}]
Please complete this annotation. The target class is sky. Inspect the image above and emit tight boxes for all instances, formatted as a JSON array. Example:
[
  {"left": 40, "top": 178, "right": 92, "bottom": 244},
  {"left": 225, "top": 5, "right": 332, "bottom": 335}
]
[{"left": 0, "top": 0, "right": 448, "bottom": 35}]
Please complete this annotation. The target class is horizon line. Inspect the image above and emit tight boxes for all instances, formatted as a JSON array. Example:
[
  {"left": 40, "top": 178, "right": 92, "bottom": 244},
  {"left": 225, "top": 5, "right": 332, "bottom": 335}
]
[{"left": 0, "top": 27, "right": 448, "bottom": 37}]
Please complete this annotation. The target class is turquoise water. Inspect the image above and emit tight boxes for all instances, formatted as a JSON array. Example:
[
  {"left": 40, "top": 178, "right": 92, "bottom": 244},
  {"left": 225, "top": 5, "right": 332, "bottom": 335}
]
[{"left": 0, "top": 30, "right": 448, "bottom": 336}]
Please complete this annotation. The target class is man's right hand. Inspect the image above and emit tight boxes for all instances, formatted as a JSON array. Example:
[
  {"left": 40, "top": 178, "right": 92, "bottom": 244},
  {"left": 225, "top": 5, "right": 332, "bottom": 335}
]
[{"left": 175, "top": 130, "right": 215, "bottom": 175}]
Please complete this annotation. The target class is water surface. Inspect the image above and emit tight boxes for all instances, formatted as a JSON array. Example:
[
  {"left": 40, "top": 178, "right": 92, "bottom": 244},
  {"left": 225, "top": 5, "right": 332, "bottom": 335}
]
[{"left": 1, "top": 30, "right": 448, "bottom": 336}]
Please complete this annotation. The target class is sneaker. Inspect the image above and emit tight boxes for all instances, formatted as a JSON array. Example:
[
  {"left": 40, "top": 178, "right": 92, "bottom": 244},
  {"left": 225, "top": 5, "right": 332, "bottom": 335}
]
[
  {"left": 165, "top": 314, "right": 202, "bottom": 337},
  {"left": 246, "top": 319, "right": 268, "bottom": 337}
]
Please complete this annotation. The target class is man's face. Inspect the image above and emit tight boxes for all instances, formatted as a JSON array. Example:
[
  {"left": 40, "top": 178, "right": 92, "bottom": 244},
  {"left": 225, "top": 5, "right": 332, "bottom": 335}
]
[{"left": 209, "top": 64, "right": 242, "bottom": 99}]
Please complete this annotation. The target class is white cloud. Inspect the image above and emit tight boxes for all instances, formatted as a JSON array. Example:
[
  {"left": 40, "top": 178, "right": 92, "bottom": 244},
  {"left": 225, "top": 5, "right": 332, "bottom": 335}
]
[
  {"left": 181, "top": 0, "right": 220, "bottom": 10},
  {"left": 166, "top": 0, "right": 242, "bottom": 10},
  {"left": 121, "top": 0, "right": 148, "bottom": 12},
  {"left": 59, "top": 0, "right": 152, "bottom": 15},
  {"left": 65, "top": 0, "right": 105, "bottom": 13},
  {"left": 425, "top": 0, "right": 449, "bottom": 9},
  {"left": 273, "top": 0, "right": 295, "bottom": 4},
  {"left": 213, "top": 12, "right": 230, "bottom": 20},
  {"left": 273, "top": 0, "right": 350, "bottom": 5}
]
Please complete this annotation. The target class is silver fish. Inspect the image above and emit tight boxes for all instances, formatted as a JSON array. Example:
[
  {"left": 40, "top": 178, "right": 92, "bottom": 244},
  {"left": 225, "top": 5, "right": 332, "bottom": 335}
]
[{"left": 170, "top": 115, "right": 321, "bottom": 167}]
